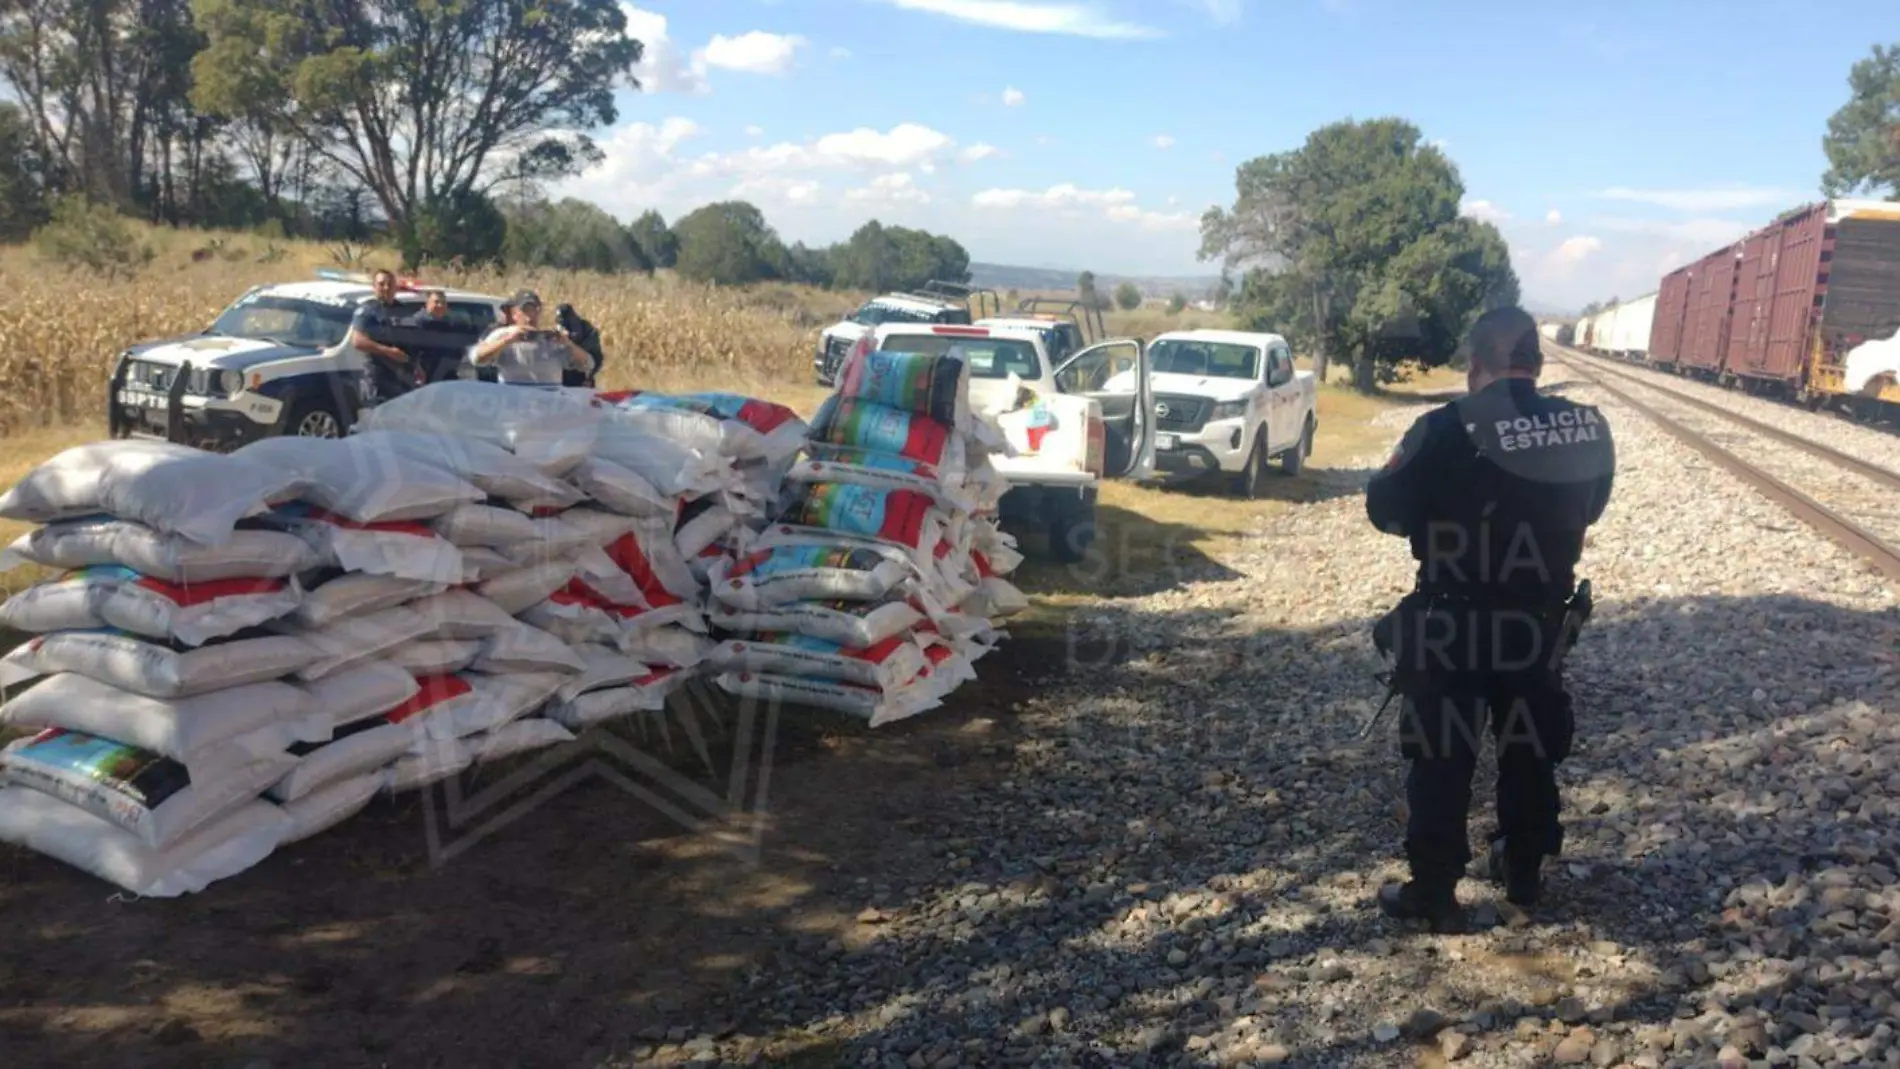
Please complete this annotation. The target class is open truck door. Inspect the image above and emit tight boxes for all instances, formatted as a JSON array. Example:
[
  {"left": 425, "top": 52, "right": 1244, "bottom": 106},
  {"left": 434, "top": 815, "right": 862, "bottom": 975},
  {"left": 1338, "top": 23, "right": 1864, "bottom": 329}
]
[{"left": 1053, "top": 337, "right": 1156, "bottom": 481}]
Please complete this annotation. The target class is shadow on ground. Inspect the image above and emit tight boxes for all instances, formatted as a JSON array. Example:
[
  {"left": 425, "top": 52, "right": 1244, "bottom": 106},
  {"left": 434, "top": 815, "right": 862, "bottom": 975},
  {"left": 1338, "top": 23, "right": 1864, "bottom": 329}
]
[{"left": 3, "top": 591, "right": 1894, "bottom": 1068}]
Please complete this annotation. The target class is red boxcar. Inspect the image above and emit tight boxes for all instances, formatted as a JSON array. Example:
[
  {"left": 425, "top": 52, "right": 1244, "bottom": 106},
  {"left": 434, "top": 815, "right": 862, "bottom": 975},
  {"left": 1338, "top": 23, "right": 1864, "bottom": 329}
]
[
  {"left": 1648, "top": 267, "right": 1692, "bottom": 366},
  {"left": 1678, "top": 245, "right": 1740, "bottom": 373},
  {"left": 1757, "top": 205, "right": 1831, "bottom": 386},
  {"left": 1723, "top": 229, "right": 1777, "bottom": 378}
]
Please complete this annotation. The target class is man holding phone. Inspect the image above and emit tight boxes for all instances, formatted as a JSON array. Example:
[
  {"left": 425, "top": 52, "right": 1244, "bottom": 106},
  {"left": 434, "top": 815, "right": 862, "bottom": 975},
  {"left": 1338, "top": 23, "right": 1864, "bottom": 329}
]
[{"left": 469, "top": 289, "right": 594, "bottom": 385}]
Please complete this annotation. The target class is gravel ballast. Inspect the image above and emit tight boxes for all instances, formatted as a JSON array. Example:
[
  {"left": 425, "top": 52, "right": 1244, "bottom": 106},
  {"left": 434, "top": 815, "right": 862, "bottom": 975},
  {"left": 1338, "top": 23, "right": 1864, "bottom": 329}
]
[{"left": 622, "top": 367, "right": 1900, "bottom": 1068}]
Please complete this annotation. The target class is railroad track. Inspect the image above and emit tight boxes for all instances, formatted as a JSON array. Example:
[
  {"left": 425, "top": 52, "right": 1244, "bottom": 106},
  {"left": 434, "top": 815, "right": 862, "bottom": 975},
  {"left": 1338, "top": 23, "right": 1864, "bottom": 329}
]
[{"left": 1551, "top": 349, "right": 1900, "bottom": 587}]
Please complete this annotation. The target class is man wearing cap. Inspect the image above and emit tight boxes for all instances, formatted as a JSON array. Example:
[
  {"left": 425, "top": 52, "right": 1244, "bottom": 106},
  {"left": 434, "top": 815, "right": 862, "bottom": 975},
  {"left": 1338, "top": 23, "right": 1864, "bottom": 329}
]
[
  {"left": 1363, "top": 306, "right": 1616, "bottom": 933},
  {"left": 470, "top": 289, "right": 594, "bottom": 385}
]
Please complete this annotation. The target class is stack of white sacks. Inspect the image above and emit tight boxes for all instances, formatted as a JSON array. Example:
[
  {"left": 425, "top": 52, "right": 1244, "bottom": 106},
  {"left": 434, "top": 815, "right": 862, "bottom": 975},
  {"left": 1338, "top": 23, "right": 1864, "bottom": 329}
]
[
  {"left": 0, "top": 381, "right": 805, "bottom": 898},
  {"left": 708, "top": 347, "right": 1029, "bottom": 726}
]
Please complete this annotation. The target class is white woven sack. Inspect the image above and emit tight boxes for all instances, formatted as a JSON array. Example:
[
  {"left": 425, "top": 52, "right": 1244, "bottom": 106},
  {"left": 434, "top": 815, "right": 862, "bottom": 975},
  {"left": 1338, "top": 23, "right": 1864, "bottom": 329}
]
[
  {"left": 269, "top": 718, "right": 423, "bottom": 803},
  {"left": 0, "top": 674, "right": 327, "bottom": 779},
  {"left": 0, "top": 787, "right": 291, "bottom": 897},
  {"left": 465, "top": 720, "right": 576, "bottom": 765},
  {"left": 0, "top": 519, "right": 322, "bottom": 583},
  {"left": 277, "top": 772, "right": 383, "bottom": 846},
  {"left": 563, "top": 457, "right": 674, "bottom": 519},
  {"left": 289, "top": 574, "right": 444, "bottom": 629},
  {"left": 295, "top": 661, "right": 421, "bottom": 730},
  {"left": 235, "top": 436, "right": 484, "bottom": 524},
  {"left": 0, "top": 629, "right": 320, "bottom": 700},
  {"left": 352, "top": 381, "right": 601, "bottom": 475},
  {"left": 0, "top": 730, "right": 296, "bottom": 849},
  {"left": 0, "top": 441, "right": 304, "bottom": 546},
  {"left": 346, "top": 429, "right": 585, "bottom": 509}
]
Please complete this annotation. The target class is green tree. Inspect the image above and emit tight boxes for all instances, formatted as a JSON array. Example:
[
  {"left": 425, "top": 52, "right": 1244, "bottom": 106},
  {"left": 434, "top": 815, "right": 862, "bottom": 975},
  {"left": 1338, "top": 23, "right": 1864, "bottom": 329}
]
[
  {"left": 191, "top": 0, "right": 643, "bottom": 240},
  {"left": 0, "top": 102, "right": 48, "bottom": 240},
  {"left": 1822, "top": 42, "right": 1900, "bottom": 198},
  {"left": 505, "top": 197, "right": 650, "bottom": 273},
  {"left": 628, "top": 209, "right": 679, "bottom": 268},
  {"left": 1114, "top": 281, "right": 1142, "bottom": 311},
  {"left": 1579, "top": 300, "right": 1601, "bottom": 317},
  {"left": 673, "top": 200, "right": 784, "bottom": 286},
  {"left": 1166, "top": 293, "right": 1187, "bottom": 315},
  {"left": 1200, "top": 116, "right": 1519, "bottom": 392},
  {"left": 401, "top": 188, "right": 507, "bottom": 267}
]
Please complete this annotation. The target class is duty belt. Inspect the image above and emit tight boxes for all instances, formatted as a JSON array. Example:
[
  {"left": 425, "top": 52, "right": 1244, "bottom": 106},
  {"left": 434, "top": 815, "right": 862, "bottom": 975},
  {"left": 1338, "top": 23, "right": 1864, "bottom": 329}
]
[{"left": 1358, "top": 579, "right": 1593, "bottom": 739}]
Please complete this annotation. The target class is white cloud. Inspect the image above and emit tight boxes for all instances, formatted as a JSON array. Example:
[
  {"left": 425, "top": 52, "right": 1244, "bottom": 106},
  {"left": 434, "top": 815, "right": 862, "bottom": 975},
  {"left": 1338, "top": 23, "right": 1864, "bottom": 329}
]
[
  {"left": 1550, "top": 235, "right": 1602, "bottom": 266},
  {"left": 1152, "top": 134, "right": 1175, "bottom": 149},
  {"left": 971, "top": 182, "right": 1196, "bottom": 232},
  {"left": 745, "top": 125, "right": 765, "bottom": 138},
  {"left": 1002, "top": 86, "right": 1026, "bottom": 107},
  {"left": 847, "top": 172, "right": 931, "bottom": 205},
  {"left": 1460, "top": 198, "right": 1510, "bottom": 224},
  {"left": 959, "top": 142, "right": 1000, "bottom": 163},
  {"left": 1595, "top": 186, "right": 1803, "bottom": 213},
  {"left": 1546, "top": 209, "right": 1562, "bottom": 225},
  {"left": 1593, "top": 216, "right": 1754, "bottom": 246},
  {"left": 812, "top": 124, "right": 954, "bottom": 168},
  {"left": 871, "top": 0, "right": 1163, "bottom": 38},
  {"left": 694, "top": 31, "right": 806, "bottom": 75},
  {"left": 830, "top": 45, "right": 854, "bottom": 59},
  {"left": 621, "top": 4, "right": 709, "bottom": 94}
]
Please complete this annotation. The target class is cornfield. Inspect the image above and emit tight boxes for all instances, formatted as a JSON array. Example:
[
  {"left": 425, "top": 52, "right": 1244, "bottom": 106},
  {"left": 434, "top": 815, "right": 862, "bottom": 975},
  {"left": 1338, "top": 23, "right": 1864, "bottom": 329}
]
[{"left": 0, "top": 236, "right": 863, "bottom": 437}]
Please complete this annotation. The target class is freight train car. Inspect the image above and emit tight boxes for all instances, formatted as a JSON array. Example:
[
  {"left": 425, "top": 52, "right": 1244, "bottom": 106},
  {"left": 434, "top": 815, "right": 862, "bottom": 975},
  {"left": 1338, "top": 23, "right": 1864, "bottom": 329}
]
[
  {"left": 1539, "top": 322, "right": 1560, "bottom": 341},
  {"left": 1647, "top": 269, "right": 1692, "bottom": 370},
  {"left": 1605, "top": 292, "right": 1657, "bottom": 361},
  {"left": 1600, "top": 198, "right": 1900, "bottom": 418}
]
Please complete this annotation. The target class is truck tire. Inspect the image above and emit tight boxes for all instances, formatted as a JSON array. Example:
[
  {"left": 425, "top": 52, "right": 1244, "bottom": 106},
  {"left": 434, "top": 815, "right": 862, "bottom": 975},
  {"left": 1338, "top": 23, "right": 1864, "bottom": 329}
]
[
  {"left": 285, "top": 395, "right": 346, "bottom": 439},
  {"left": 1047, "top": 487, "right": 1098, "bottom": 563},
  {"left": 1279, "top": 416, "right": 1314, "bottom": 476},
  {"left": 1230, "top": 434, "right": 1268, "bottom": 499}
]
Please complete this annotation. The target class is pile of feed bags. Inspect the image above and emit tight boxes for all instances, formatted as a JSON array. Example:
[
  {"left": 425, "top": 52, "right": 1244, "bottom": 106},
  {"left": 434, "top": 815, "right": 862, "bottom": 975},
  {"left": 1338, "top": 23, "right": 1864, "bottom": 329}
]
[
  {"left": 709, "top": 349, "right": 1028, "bottom": 727},
  {"left": 0, "top": 381, "right": 806, "bottom": 897}
]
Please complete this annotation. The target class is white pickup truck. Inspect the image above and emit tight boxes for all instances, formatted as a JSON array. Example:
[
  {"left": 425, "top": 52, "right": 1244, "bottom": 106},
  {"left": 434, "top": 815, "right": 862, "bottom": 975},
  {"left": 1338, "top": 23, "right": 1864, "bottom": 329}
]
[
  {"left": 1141, "top": 329, "right": 1319, "bottom": 497},
  {"left": 861, "top": 322, "right": 1157, "bottom": 562}
]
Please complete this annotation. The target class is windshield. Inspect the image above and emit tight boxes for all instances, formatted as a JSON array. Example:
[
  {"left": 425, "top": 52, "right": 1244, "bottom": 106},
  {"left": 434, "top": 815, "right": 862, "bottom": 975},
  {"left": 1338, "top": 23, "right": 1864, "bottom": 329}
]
[
  {"left": 1150, "top": 339, "right": 1260, "bottom": 379},
  {"left": 877, "top": 333, "right": 1041, "bottom": 380},
  {"left": 209, "top": 294, "right": 359, "bottom": 349},
  {"left": 854, "top": 303, "right": 941, "bottom": 327}
]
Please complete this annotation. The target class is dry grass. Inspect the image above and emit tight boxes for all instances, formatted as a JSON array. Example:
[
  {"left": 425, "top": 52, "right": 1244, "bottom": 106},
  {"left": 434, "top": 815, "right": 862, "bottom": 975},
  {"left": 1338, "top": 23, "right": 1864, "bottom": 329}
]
[{"left": 0, "top": 226, "right": 1247, "bottom": 437}]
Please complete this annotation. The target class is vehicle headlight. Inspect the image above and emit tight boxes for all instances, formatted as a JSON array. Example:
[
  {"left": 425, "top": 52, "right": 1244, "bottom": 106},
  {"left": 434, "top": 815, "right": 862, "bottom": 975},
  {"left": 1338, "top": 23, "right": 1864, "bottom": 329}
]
[
  {"left": 217, "top": 369, "right": 244, "bottom": 397},
  {"left": 1210, "top": 400, "right": 1247, "bottom": 421}
]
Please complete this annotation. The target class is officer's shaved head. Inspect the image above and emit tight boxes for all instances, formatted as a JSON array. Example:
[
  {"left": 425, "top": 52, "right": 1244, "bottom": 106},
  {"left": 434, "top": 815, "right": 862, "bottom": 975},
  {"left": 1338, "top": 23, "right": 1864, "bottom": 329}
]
[{"left": 1466, "top": 306, "right": 1542, "bottom": 378}]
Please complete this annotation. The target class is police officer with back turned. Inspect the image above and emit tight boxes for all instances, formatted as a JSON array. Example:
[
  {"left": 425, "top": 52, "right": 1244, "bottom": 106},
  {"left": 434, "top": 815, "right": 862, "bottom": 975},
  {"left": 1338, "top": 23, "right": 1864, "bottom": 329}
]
[{"left": 1364, "top": 306, "right": 1615, "bottom": 933}]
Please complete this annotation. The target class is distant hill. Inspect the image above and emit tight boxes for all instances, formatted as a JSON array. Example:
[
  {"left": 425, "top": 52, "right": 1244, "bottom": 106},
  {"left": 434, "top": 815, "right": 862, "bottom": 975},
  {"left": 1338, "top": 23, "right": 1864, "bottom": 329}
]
[{"left": 967, "top": 262, "right": 1222, "bottom": 300}]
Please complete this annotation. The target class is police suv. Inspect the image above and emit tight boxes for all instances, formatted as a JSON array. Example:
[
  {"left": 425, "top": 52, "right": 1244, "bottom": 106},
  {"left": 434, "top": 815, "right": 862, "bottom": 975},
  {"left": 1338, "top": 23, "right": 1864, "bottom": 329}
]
[
  {"left": 814, "top": 291, "right": 976, "bottom": 386},
  {"left": 107, "top": 274, "right": 506, "bottom": 448}
]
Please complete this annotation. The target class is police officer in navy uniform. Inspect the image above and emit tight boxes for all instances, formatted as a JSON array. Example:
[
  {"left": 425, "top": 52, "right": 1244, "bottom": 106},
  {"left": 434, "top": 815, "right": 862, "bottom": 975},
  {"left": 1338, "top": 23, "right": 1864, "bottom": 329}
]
[{"left": 1365, "top": 306, "right": 1615, "bottom": 933}]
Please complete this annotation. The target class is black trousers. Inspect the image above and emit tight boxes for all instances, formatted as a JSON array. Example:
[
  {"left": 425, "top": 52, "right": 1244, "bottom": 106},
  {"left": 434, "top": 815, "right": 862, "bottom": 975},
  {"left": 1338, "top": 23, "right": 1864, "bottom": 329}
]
[{"left": 1397, "top": 672, "right": 1572, "bottom": 887}]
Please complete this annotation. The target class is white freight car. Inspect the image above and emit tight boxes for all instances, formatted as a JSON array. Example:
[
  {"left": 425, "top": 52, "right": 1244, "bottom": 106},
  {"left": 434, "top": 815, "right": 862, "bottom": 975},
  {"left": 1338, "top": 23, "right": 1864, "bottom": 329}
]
[
  {"left": 1539, "top": 322, "right": 1560, "bottom": 340},
  {"left": 1607, "top": 292, "right": 1656, "bottom": 358}
]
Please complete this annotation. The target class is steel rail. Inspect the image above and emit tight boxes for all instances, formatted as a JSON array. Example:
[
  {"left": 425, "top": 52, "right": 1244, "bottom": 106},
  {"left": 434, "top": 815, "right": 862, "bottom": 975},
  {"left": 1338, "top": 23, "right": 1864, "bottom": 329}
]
[
  {"left": 1555, "top": 344, "right": 1900, "bottom": 494},
  {"left": 1554, "top": 353, "right": 1900, "bottom": 588}
]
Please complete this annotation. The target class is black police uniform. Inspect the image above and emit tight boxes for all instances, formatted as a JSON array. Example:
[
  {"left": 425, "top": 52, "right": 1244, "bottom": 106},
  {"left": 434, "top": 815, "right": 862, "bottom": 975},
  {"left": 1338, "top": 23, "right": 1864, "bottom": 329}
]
[
  {"left": 349, "top": 299, "right": 420, "bottom": 400},
  {"left": 1365, "top": 375, "right": 1615, "bottom": 916}
]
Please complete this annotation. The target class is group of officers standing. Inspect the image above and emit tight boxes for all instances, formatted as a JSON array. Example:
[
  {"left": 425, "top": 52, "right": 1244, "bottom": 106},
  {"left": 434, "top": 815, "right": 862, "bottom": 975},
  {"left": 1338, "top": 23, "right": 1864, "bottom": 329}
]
[{"left": 345, "top": 268, "right": 604, "bottom": 399}]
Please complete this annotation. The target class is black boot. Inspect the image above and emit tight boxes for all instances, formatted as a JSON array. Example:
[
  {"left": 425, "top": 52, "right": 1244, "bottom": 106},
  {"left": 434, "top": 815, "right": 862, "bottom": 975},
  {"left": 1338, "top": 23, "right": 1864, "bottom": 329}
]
[
  {"left": 1376, "top": 880, "right": 1467, "bottom": 934},
  {"left": 1487, "top": 842, "right": 1544, "bottom": 907}
]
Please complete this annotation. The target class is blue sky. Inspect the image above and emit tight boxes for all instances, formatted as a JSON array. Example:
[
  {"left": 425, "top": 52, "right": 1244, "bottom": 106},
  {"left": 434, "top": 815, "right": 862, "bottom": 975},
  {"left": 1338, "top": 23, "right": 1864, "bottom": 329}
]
[{"left": 553, "top": 0, "right": 1894, "bottom": 312}]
